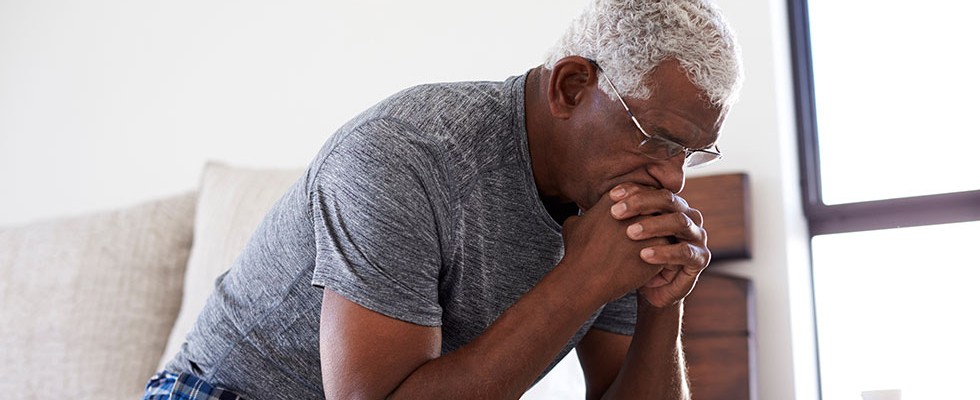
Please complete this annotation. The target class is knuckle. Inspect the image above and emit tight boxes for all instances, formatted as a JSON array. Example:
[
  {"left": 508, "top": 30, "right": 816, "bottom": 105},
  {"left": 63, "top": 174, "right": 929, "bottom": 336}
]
[
  {"left": 692, "top": 245, "right": 710, "bottom": 268},
  {"left": 685, "top": 244, "right": 698, "bottom": 260},
  {"left": 657, "top": 189, "right": 677, "bottom": 206},
  {"left": 689, "top": 208, "right": 704, "bottom": 226},
  {"left": 674, "top": 212, "right": 693, "bottom": 228},
  {"left": 674, "top": 194, "right": 691, "bottom": 209}
]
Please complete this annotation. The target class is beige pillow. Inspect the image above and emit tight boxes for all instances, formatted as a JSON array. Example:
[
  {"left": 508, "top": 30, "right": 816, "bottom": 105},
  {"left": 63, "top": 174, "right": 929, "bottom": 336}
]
[
  {"left": 0, "top": 192, "right": 196, "bottom": 400},
  {"left": 158, "top": 162, "right": 304, "bottom": 369}
]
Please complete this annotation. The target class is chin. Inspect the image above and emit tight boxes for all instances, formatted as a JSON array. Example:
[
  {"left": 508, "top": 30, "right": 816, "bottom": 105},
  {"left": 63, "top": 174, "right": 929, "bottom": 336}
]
[{"left": 578, "top": 192, "right": 602, "bottom": 212}]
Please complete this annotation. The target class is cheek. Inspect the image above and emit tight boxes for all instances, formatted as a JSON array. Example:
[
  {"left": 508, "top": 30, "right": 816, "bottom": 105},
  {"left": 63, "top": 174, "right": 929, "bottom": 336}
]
[
  {"left": 564, "top": 126, "right": 645, "bottom": 207},
  {"left": 562, "top": 157, "right": 606, "bottom": 209},
  {"left": 577, "top": 157, "right": 634, "bottom": 208}
]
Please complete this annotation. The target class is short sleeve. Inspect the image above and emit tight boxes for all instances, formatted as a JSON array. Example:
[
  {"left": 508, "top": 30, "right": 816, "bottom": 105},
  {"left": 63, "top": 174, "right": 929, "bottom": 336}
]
[
  {"left": 590, "top": 291, "right": 637, "bottom": 336},
  {"left": 309, "top": 122, "right": 446, "bottom": 327}
]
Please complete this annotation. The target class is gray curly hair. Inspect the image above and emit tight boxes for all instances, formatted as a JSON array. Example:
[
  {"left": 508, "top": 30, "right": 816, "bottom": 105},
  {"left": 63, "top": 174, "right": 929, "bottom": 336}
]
[{"left": 545, "top": 0, "right": 743, "bottom": 109}]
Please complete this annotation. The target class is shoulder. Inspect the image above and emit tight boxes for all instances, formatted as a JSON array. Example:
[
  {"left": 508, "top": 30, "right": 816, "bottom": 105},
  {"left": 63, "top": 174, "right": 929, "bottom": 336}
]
[
  {"left": 378, "top": 80, "right": 513, "bottom": 130},
  {"left": 390, "top": 80, "right": 504, "bottom": 105}
]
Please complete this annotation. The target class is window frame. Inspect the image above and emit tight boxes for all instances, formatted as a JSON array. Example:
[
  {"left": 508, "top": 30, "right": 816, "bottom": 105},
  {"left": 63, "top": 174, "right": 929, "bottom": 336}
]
[
  {"left": 787, "top": 0, "right": 980, "bottom": 398},
  {"left": 787, "top": 0, "right": 980, "bottom": 236}
]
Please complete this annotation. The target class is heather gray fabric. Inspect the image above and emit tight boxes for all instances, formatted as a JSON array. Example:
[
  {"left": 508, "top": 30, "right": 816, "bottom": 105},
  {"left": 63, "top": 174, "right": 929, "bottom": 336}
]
[{"left": 164, "top": 73, "right": 637, "bottom": 399}]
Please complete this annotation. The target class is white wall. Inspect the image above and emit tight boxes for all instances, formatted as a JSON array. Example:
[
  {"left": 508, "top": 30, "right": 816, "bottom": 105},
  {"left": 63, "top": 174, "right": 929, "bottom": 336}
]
[
  {"left": 0, "top": 0, "right": 588, "bottom": 225},
  {"left": 0, "top": 0, "right": 817, "bottom": 399},
  {"left": 692, "top": 1, "right": 820, "bottom": 399}
]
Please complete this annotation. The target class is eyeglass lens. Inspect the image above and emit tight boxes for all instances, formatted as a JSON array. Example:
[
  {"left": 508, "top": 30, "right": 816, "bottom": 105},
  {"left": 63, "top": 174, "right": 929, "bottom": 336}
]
[{"left": 637, "top": 135, "right": 721, "bottom": 167}]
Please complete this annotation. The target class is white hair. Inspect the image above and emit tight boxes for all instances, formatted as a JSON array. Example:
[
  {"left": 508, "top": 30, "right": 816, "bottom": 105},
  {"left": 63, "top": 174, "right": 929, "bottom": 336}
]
[{"left": 545, "top": 0, "right": 743, "bottom": 109}]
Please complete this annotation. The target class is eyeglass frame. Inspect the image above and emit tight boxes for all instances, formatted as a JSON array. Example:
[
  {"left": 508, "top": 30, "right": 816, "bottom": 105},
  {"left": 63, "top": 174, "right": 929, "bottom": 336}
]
[{"left": 589, "top": 60, "right": 723, "bottom": 168}]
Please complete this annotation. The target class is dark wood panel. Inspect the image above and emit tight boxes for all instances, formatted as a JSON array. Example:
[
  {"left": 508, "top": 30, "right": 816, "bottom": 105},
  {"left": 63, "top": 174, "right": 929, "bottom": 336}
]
[
  {"left": 683, "top": 173, "right": 751, "bottom": 260},
  {"left": 686, "top": 336, "right": 752, "bottom": 400},
  {"left": 683, "top": 272, "right": 754, "bottom": 400},
  {"left": 684, "top": 272, "right": 750, "bottom": 334}
]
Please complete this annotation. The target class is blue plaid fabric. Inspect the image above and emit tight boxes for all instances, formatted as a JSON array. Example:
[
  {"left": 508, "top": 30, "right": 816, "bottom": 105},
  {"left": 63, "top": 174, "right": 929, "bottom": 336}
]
[{"left": 143, "top": 371, "right": 247, "bottom": 400}]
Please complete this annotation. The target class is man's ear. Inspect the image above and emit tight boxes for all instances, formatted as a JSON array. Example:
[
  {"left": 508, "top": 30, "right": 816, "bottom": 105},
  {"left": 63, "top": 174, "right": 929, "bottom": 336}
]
[{"left": 547, "top": 56, "right": 599, "bottom": 119}]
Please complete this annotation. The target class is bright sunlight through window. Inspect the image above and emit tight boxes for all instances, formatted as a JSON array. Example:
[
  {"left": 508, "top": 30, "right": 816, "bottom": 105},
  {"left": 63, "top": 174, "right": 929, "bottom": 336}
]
[
  {"left": 811, "top": 221, "right": 980, "bottom": 400},
  {"left": 802, "top": 2, "right": 980, "bottom": 400},
  {"left": 808, "top": 0, "right": 980, "bottom": 205}
]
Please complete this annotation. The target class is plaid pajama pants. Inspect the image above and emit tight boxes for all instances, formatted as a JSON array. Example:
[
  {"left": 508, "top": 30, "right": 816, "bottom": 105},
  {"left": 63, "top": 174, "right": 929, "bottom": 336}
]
[{"left": 143, "top": 371, "right": 247, "bottom": 400}]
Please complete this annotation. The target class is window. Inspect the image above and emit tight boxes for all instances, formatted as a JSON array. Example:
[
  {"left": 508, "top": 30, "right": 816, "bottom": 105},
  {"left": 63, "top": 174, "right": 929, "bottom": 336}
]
[
  {"left": 788, "top": 1, "right": 980, "bottom": 399},
  {"left": 811, "top": 221, "right": 980, "bottom": 399}
]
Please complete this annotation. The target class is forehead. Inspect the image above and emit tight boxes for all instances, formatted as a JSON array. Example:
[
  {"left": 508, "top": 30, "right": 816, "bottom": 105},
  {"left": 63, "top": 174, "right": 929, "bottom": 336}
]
[{"left": 632, "top": 59, "right": 727, "bottom": 147}]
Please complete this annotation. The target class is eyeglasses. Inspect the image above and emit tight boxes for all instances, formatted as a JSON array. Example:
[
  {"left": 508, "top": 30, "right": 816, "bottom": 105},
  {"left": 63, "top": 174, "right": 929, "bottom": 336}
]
[{"left": 592, "top": 61, "right": 723, "bottom": 168}]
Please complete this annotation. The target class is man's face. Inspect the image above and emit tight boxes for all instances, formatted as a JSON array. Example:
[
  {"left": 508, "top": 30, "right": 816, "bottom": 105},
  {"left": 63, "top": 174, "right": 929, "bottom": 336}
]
[{"left": 559, "top": 59, "right": 728, "bottom": 210}]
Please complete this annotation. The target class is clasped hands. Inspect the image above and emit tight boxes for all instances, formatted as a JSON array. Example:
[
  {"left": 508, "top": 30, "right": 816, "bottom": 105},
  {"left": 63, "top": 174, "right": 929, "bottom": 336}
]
[{"left": 561, "top": 182, "right": 711, "bottom": 308}]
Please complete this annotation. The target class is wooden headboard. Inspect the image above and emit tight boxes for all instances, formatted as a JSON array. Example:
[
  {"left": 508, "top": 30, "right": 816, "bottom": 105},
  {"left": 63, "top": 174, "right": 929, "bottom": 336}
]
[
  {"left": 682, "top": 172, "right": 751, "bottom": 261},
  {"left": 678, "top": 172, "right": 754, "bottom": 400}
]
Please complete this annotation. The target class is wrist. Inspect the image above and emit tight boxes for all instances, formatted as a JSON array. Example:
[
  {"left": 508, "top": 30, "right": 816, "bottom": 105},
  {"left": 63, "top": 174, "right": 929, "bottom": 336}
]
[
  {"left": 637, "top": 296, "right": 683, "bottom": 333},
  {"left": 552, "top": 259, "right": 614, "bottom": 311},
  {"left": 638, "top": 296, "right": 684, "bottom": 314}
]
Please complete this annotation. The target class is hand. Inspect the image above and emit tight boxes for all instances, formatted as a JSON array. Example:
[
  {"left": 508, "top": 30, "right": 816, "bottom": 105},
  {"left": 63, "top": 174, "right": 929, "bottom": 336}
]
[
  {"left": 608, "top": 183, "right": 711, "bottom": 307},
  {"left": 560, "top": 191, "right": 667, "bottom": 305}
]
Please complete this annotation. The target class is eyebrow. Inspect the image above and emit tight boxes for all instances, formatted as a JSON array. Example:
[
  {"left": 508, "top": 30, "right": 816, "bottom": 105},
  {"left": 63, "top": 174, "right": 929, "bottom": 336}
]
[
  {"left": 649, "top": 124, "right": 687, "bottom": 146},
  {"left": 651, "top": 125, "right": 676, "bottom": 139},
  {"left": 650, "top": 122, "right": 716, "bottom": 150}
]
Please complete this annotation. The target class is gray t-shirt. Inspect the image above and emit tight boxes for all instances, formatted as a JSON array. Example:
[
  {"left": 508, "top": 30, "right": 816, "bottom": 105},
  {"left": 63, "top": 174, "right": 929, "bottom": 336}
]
[{"left": 166, "top": 73, "right": 636, "bottom": 399}]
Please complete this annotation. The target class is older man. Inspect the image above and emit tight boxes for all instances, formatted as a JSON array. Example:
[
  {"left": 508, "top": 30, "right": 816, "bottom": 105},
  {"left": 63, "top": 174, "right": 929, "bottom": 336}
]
[{"left": 146, "top": 0, "right": 742, "bottom": 399}]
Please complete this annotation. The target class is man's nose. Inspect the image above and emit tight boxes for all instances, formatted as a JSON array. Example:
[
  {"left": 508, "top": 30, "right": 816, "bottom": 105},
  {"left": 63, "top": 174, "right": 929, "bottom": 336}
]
[{"left": 646, "top": 154, "right": 686, "bottom": 194}]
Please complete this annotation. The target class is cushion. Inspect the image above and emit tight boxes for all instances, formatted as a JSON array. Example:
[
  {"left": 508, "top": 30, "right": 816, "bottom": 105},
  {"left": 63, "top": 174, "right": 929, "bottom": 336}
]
[
  {"left": 0, "top": 192, "right": 196, "bottom": 399},
  {"left": 158, "top": 162, "right": 303, "bottom": 369}
]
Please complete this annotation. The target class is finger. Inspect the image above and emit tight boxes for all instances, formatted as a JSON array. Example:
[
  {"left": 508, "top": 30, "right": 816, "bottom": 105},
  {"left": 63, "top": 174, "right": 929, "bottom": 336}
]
[
  {"left": 643, "top": 266, "right": 703, "bottom": 307},
  {"left": 586, "top": 188, "right": 622, "bottom": 217},
  {"left": 683, "top": 207, "right": 704, "bottom": 228},
  {"left": 609, "top": 183, "right": 691, "bottom": 220},
  {"left": 640, "top": 243, "right": 711, "bottom": 272},
  {"left": 644, "top": 266, "right": 680, "bottom": 288},
  {"left": 625, "top": 212, "right": 705, "bottom": 243}
]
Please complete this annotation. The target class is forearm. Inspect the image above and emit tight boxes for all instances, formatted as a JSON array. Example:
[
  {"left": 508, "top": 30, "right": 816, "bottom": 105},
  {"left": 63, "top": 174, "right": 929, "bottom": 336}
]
[
  {"left": 601, "top": 299, "right": 688, "bottom": 400},
  {"left": 388, "top": 262, "right": 608, "bottom": 400}
]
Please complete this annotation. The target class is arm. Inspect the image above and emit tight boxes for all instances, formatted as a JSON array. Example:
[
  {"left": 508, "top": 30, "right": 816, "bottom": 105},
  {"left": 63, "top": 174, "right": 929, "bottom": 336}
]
[
  {"left": 576, "top": 328, "right": 630, "bottom": 400},
  {"left": 319, "top": 190, "right": 667, "bottom": 399},
  {"left": 320, "top": 260, "right": 606, "bottom": 399},
  {"left": 576, "top": 182, "right": 710, "bottom": 400},
  {"left": 598, "top": 301, "right": 688, "bottom": 400},
  {"left": 576, "top": 302, "right": 687, "bottom": 400}
]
